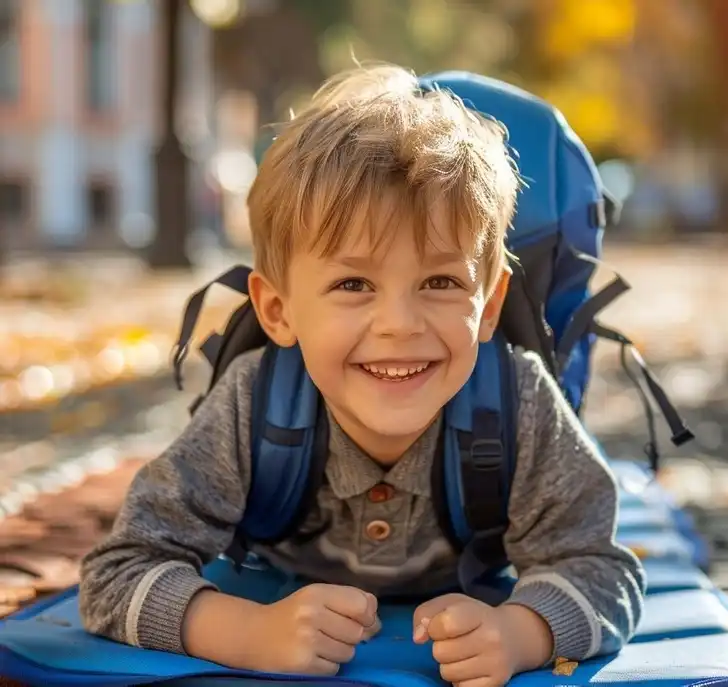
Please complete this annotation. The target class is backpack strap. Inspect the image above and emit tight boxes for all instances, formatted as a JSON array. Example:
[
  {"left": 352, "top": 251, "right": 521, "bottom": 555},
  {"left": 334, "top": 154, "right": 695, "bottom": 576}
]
[
  {"left": 171, "top": 265, "right": 252, "bottom": 391},
  {"left": 550, "top": 246, "right": 694, "bottom": 470},
  {"left": 591, "top": 322, "right": 694, "bottom": 471},
  {"left": 171, "top": 269, "right": 519, "bottom": 569},
  {"left": 433, "top": 333, "right": 519, "bottom": 574},
  {"left": 237, "top": 343, "right": 329, "bottom": 546},
  {"left": 168, "top": 264, "right": 328, "bottom": 550},
  {"left": 239, "top": 334, "right": 519, "bottom": 581},
  {"left": 554, "top": 268, "right": 631, "bottom": 374}
]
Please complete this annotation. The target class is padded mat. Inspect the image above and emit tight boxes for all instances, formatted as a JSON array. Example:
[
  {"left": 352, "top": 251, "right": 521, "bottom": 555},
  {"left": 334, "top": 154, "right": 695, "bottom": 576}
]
[
  {"left": 634, "top": 590, "right": 728, "bottom": 641},
  {"left": 618, "top": 504, "right": 677, "bottom": 531},
  {"left": 617, "top": 530, "right": 704, "bottom": 564},
  {"left": 3, "top": 579, "right": 728, "bottom": 687},
  {"left": 642, "top": 559, "right": 713, "bottom": 594}
]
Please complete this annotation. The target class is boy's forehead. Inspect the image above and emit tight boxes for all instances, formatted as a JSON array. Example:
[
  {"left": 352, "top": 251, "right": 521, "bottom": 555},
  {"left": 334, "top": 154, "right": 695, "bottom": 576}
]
[
  {"left": 331, "top": 229, "right": 471, "bottom": 263},
  {"left": 320, "top": 194, "right": 481, "bottom": 262}
]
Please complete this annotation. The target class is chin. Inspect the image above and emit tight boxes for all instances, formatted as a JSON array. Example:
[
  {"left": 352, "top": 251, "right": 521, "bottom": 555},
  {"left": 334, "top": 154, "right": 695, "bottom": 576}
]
[{"left": 353, "top": 406, "right": 437, "bottom": 440}]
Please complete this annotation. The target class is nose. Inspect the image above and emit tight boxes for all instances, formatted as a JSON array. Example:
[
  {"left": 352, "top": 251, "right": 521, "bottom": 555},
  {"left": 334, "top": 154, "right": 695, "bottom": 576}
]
[{"left": 370, "top": 293, "right": 426, "bottom": 339}]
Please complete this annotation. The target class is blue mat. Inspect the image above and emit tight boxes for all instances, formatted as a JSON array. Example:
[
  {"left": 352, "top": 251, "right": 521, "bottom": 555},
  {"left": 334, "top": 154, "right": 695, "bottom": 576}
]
[
  {"left": 642, "top": 559, "right": 714, "bottom": 594},
  {"left": 0, "top": 457, "right": 722, "bottom": 687},
  {"left": 2, "top": 556, "right": 728, "bottom": 687},
  {"left": 617, "top": 502, "right": 678, "bottom": 531}
]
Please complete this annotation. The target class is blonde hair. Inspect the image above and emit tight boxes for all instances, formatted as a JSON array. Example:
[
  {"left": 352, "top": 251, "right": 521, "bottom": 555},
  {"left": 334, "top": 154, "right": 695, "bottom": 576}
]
[{"left": 247, "top": 63, "right": 520, "bottom": 294}]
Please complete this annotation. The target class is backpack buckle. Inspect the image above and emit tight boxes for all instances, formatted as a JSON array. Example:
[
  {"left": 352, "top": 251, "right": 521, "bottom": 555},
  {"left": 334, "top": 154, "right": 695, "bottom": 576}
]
[{"left": 470, "top": 438, "right": 503, "bottom": 469}]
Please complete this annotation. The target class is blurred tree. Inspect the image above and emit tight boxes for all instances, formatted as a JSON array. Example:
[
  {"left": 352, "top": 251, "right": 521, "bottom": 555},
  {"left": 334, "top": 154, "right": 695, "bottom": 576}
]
[
  {"left": 212, "top": 1, "right": 330, "bottom": 130},
  {"left": 146, "top": 0, "right": 193, "bottom": 269},
  {"left": 208, "top": 0, "right": 641, "bottom": 158},
  {"left": 516, "top": 0, "right": 715, "bottom": 166},
  {"left": 211, "top": 0, "right": 526, "bottom": 129},
  {"left": 293, "top": 0, "right": 641, "bottom": 158},
  {"left": 316, "top": 0, "right": 520, "bottom": 85},
  {"left": 520, "top": 0, "right": 640, "bottom": 159},
  {"left": 704, "top": 0, "right": 728, "bottom": 230},
  {"left": 205, "top": 0, "right": 722, "bottom": 233}
]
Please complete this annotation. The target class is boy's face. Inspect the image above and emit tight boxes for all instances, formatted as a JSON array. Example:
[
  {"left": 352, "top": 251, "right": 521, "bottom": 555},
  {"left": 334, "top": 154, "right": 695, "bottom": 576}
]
[{"left": 250, "top": 201, "right": 509, "bottom": 462}]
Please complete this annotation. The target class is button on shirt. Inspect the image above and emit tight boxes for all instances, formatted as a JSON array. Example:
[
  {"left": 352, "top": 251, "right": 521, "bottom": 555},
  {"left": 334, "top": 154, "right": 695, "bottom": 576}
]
[{"left": 253, "top": 408, "right": 460, "bottom": 597}]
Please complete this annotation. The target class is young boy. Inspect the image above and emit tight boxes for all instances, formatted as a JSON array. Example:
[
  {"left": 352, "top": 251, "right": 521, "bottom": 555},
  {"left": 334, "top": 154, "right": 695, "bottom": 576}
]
[{"left": 79, "top": 63, "right": 646, "bottom": 685}]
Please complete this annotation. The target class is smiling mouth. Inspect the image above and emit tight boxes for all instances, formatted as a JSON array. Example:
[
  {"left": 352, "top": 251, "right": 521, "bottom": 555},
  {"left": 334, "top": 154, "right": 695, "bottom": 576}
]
[{"left": 359, "top": 361, "right": 433, "bottom": 382}]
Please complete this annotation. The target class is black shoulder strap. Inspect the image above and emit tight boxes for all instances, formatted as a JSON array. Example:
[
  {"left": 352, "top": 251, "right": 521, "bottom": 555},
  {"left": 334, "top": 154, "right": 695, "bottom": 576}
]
[
  {"left": 554, "top": 274, "right": 630, "bottom": 372},
  {"left": 591, "top": 322, "right": 694, "bottom": 472},
  {"left": 551, "top": 250, "right": 695, "bottom": 471},
  {"left": 431, "top": 334, "right": 519, "bottom": 582},
  {"left": 465, "top": 336, "right": 519, "bottom": 574},
  {"left": 499, "top": 255, "right": 557, "bottom": 375},
  {"left": 171, "top": 265, "right": 252, "bottom": 391}
]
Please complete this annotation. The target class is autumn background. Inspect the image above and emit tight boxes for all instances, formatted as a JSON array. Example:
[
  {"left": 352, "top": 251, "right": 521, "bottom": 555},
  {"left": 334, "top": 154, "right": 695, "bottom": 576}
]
[{"left": 0, "top": 0, "right": 726, "bottom": 616}]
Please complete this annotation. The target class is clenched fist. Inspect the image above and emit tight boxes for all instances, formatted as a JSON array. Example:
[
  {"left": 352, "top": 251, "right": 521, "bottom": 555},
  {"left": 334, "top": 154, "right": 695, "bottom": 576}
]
[
  {"left": 183, "top": 585, "right": 380, "bottom": 675},
  {"left": 253, "top": 583, "right": 381, "bottom": 675},
  {"left": 413, "top": 593, "right": 554, "bottom": 687}
]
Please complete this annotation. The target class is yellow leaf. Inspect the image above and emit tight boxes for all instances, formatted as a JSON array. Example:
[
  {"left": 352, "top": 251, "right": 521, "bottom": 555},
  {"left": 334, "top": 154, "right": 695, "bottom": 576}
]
[{"left": 553, "top": 657, "right": 579, "bottom": 676}]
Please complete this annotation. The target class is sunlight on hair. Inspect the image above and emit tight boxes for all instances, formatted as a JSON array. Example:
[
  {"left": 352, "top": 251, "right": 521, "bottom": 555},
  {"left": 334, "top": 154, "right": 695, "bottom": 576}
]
[{"left": 247, "top": 62, "right": 522, "bottom": 294}]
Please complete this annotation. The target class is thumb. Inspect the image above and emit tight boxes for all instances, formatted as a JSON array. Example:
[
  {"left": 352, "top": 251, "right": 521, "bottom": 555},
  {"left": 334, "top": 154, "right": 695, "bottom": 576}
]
[{"left": 413, "top": 594, "right": 462, "bottom": 642}]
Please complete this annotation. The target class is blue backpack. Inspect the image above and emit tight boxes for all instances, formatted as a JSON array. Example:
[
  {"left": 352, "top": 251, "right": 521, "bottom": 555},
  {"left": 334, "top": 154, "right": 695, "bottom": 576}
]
[{"left": 172, "top": 71, "right": 693, "bottom": 586}]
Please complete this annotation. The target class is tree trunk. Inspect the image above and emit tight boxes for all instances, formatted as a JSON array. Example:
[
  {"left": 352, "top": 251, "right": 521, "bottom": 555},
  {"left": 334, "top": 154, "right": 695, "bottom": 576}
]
[
  {"left": 212, "top": 4, "right": 323, "bottom": 127},
  {"left": 706, "top": 0, "right": 728, "bottom": 233},
  {"left": 146, "top": 0, "right": 192, "bottom": 269}
]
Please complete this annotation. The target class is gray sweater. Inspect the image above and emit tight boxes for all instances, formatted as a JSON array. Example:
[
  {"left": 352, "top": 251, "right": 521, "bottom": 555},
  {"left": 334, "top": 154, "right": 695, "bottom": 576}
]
[{"left": 79, "top": 347, "right": 645, "bottom": 662}]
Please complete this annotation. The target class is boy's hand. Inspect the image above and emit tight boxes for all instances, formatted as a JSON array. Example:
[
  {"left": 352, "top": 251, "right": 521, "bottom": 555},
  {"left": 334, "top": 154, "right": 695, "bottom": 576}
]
[
  {"left": 255, "top": 583, "right": 381, "bottom": 675},
  {"left": 413, "top": 593, "right": 554, "bottom": 686}
]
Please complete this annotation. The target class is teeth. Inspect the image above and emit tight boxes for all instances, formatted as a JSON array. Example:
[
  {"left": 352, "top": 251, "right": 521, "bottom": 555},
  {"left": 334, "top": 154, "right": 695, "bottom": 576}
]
[{"left": 361, "top": 362, "right": 430, "bottom": 379}]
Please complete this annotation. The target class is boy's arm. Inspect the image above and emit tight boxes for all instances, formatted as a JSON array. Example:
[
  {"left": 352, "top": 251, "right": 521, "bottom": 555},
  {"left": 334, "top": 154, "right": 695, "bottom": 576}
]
[
  {"left": 502, "top": 350, "right": 647, "bottom": 662},
  {"left": 78, "top": 352, "right": 261, "bottom": 655}
]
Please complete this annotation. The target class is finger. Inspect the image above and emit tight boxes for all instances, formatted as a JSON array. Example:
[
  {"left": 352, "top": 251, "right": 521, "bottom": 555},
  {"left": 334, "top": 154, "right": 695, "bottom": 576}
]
[
  {"left": 440, "top": 656, "right": 491, "bottom": 684},
  {"left": 363, "top": 613, "right": 382, "bottom": 641},
  {"left": 363, "top": 593, "right": 378, "bottom": 624},
  {"left": 315, "top": 631, "right": 357, "bottom": 665},
  {"left": 432, "top": 635, "right": 480, "bottom": 664},
  {"left": 413, "top": 594, "right": 465, "bottom": 631},
  {"left": 324, "top": 587, "right": 377, "bottom": 627},
  {"left": 320, "top": 608, "right": 369, "bottom": 645},
  {"left": 428, "top": 602, "right": 482, "bottom": 641},
  {"left": 413, "top": 617, "right": 431, "bottom": 644},
  {"left": 307, "top": 657, "right": 340, "bottom": 676}
]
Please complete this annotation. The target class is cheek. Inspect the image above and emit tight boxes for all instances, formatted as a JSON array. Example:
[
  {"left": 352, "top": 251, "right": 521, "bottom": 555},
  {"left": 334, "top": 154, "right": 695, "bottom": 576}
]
[
  {"left": 437, "top": 295, "right": 484, "bottom": 345},
  {"left": 288, "top": 298, "right": 361, "bottom": 365}
]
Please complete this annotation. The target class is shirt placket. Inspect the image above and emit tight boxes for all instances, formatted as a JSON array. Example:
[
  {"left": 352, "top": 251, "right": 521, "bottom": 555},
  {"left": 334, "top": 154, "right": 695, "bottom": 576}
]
[{"left": 353, "top": 483, "right": 412, "bottom": 566}]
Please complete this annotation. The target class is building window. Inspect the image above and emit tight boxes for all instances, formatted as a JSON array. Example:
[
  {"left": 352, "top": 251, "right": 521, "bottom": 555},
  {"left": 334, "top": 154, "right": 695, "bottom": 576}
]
[
  {"left": 87, "top": 182, "right": 114, "bottom": 229},
  {"left": 84, "top": 0, "right": 115, "bottom": 111},
  {"left": 0, "top": 0, "right": 20, "bottom": 103}
]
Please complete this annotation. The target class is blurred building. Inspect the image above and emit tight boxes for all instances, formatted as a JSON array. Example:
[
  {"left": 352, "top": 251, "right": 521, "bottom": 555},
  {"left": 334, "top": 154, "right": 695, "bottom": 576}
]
[{"left": 0, "top": 0, "right": 214, "bottom": 253}]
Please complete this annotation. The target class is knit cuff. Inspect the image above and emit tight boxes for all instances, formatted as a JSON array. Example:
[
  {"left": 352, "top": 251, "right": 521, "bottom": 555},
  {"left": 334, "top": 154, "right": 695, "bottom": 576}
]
[
  {"left": 504, "top": 578, "right": 599, "bottom": 662},
  {"left": 130, "top": 562, "right": 218, "bottom": 654}
]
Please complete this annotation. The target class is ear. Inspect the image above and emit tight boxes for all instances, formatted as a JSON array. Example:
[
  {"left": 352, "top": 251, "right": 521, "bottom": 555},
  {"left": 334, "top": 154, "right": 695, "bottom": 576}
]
[
  {"left": 478, "top": 265, "right": 511, "bottom": 343},
  {"left": 247, "top": 270, "right": 297, "bottom": 347}
]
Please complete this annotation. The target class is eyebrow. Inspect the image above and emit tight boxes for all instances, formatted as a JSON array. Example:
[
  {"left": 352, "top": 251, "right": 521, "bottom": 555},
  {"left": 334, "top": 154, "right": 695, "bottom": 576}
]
[{"left": 329, "top": 252, "right": 467, "bottom": 270}]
